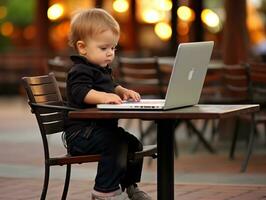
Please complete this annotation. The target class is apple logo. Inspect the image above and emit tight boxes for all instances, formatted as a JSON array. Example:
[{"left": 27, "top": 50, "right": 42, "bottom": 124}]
[{"left": 188, "top": 68, "right": 195, "bottom": 80}]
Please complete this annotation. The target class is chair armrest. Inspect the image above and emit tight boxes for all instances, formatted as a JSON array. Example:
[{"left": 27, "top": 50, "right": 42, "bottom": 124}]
[
  {"left": 30, "top": 102, "right": 78, "bottom": 112},
  {"left": 131, "top": 145, "right": 157, "bottom": 160}
]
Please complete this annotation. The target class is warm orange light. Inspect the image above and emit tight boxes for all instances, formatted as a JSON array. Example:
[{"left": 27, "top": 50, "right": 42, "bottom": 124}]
[
  {"left": 178, "top": 21, "right": 189, "bottom": 36},
  {"left": 158, "top": 0, "right": 172, "bottom": 11},
  {"left": 47, "top": 3, "right": 64, "bottom": 21},
  {"left": 154, "top": 22, "right": 172, "bottom": 40},
  {"left": 137, "top": 0, "right": 170, "bottom": 23},
  {"left": 113, "top": 0, "right": 129, "bottom": 13},
  {"left": 0, "top": 6, "right": 7, "bottom": 19},
  {"left": 23, "top": 25, "right": 36, "bottom": 40},
  {"left": 1, "top": 22, "right": 14, "bottom": 36}
]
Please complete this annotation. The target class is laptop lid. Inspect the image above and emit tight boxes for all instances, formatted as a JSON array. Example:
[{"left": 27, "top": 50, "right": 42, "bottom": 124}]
[
  {"left": 163, "top": 41, "right": 214, "bottom": 110},
  {"left": 97, "top": 41, "right": 214, "bottom": 110}
]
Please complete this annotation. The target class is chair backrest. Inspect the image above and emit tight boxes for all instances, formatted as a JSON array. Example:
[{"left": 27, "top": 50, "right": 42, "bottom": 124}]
[
  {"left": 158, "top": 62, "right": 172, "bottom": 96},
  {"left": 117, "top": 57, "right": 164, "bottom": 98},
  {"left": 47, "top": 57, "right": 71, "bottom": 100},
  {"left": 222, "top": 64, "right": 251, "bottom": 103},
  {"left": 199, "top": 67, "right": 224, "bottom": 103},
  {"left": 248, "top": 62, "right": 266, "bottom": 104},
  {"left": 22, "top": 73, "right": 65, "bottom": 159}
]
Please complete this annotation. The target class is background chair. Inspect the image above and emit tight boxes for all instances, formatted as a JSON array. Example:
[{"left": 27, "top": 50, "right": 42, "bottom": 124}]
[
  {"left": 221, "top": 64, "right": 262, "bottom": 171},
  {"left": 22, "top": 72, "right": 157, "bottom": 200},
  {"left": 116, "top": 57, "right": 163, "bottom": 144},
  {"left": 248, "top": 62, "right": 266, "bottom": 145},
  {"left": 47, "top": 57, "right": 71, "bottom": 100},
  {"left": 221, "top": 64, "right": 254, "bottom": 159}
]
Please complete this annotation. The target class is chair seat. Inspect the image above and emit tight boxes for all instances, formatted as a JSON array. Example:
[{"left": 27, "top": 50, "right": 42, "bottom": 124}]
[
  {"left": 49, "top": 154, "right": 101, "bottom": 166},
  {"left": 49, "top": 145, "right": 157, "bottom": 166}
]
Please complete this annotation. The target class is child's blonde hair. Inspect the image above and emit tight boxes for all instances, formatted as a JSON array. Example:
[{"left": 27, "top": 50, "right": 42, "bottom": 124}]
[{"left": 69, "top": 8, "right": 120, "bottom": 50}]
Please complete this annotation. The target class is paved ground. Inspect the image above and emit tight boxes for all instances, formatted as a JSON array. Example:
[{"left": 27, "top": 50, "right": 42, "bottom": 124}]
[{"left": 0, "top": 97, "right": 266, "bottom": 199}]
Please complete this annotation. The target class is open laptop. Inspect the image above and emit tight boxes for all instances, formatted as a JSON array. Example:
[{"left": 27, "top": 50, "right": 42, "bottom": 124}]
[{"left": 97, "top": 41, "right": 214, "bottom": 110}]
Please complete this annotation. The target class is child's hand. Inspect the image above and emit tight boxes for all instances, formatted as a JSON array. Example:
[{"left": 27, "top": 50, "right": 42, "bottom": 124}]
[
  {"left": 103, "top": 93, "right": 122, "bottom": 104},
  {"left": 122, "top": 89, "right": 141, "bottom": 102}
]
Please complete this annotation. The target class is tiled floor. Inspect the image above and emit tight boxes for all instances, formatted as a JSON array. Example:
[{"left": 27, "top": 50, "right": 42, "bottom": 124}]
[{"left": 0, "top": 97, "right": 266, "bottom": 199}]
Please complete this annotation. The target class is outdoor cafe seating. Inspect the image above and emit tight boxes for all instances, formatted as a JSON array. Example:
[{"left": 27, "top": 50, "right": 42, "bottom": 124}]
[{"left": 22, "top": 72, "right": 157, "bottom": 200}]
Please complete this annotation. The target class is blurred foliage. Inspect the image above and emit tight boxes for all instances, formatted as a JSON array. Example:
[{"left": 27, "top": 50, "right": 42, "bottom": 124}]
[
  {"left": 204, "top": 0, "right": 224, "bottom": 8},
  {"left": 4, "top": 0, "right": 35, "bottom": 27},
  {"left": 0, "top": 34, "right": 10, "bottom": 51}
]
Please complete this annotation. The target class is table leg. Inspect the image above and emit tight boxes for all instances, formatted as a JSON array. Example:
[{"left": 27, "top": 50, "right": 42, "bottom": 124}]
[
  {"left": 157, "top": 119, "right": 176, "bottom": 200},
  {"left": 241, "top": 113, "right": 255, "bottom": 172}
]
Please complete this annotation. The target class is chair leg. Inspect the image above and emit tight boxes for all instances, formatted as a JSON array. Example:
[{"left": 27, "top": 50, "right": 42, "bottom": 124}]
[
  {"left": 41, "top": 164, "right": 50, "bottom": 200},
  {"left": 190, "top": 120, "right": 209, "bottom": 153},
  {"left": 139, "top": 120, "right": 156, "bottom": 144},
  {"left": 241, "top": 114, "right": 256, "bottom": 172},
  {"left": 229, "top": 117, "right": 240, "bottom": 160},
  {"left": 210, "top": 119, "right": 218, "bottom": 141},
  {"left": 61, "top": 164, "right": 71, "bottom": 200},
  {"left": 186, "top": 121, "right": 216, "bottom": 153}
]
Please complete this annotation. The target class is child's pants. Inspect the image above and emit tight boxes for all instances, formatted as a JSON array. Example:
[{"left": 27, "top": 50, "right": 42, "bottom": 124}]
[{"left": 67, "top": 125, "right": 143, "bottom": 192}]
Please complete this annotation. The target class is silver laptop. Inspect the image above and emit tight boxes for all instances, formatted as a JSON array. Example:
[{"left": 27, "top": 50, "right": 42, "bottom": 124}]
[{"left": 97, "top": 41, "right": 214, "bottom": 110}]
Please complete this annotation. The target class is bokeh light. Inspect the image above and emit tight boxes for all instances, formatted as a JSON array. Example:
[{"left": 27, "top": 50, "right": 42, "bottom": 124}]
[
  {"left": 177, "top": 6, "right": 195, "bottom": 22},
  {"left": 113, "top": 0, "right": 129, "bottom": 13},
  {"left": 0, "top": 6, "right": 7, "bottom": 19},
  {"left": 23, "top": 25, "right": 36, "bottom": 40},
  {"left": 157, "top": 0, "right": 172, "bottom": 11},
  {"left": 47, "top": 3, "right": 64, "bottom": 21},
  {"left": 201, "top": 9, "right": 220, "bottom": 28},
  {"left": 1, "top": 22, "right": 14, "bottom": 36},
  {"left": 142, "top": 9, "right": 163, "bottom": 23},
  {"left": 154, "top": 22, "right": 172, "bottom": 40}
]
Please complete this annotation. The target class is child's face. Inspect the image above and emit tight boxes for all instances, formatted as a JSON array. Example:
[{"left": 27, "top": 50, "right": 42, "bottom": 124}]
[{"left": 78, "top": 29, "right": 119, "bottom": 67}]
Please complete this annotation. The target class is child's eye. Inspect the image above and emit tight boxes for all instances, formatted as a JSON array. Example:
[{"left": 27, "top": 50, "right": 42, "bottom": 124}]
[{"left": 100, "top": 47, "right": 107, "bottom": 50}]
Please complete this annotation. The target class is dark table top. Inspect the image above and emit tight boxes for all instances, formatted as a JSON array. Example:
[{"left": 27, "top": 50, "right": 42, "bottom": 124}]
[{"left": 69, "top": 104, "right": 260, "bottom": 120}]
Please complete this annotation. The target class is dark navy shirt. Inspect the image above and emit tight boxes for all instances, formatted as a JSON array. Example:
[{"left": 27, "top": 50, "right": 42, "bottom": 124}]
[{"left": 65, "top": 55, "right": 119, "bottom": 134}]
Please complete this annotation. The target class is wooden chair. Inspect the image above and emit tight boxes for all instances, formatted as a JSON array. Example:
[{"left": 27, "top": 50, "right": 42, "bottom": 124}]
[
  {"left": 22, "top": 72, "right": 157, "bottom": 200},
  {"left": 117, "top": 57, "right": 163, "bottom": 144},
  {"left": 221, "top": 64, "right": 255, "bottom": 160},
  {"left": 248, "top": 62, "right": 266, "bottom": 144},
  {"left": 47, "top": 57, "right": 71, "bottom": 100},
  {"left": 196, "top": 67, "right": 224, "bottom": 146}
]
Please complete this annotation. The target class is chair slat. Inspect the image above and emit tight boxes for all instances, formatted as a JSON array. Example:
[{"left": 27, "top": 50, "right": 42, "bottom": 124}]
[
  {"left": 248, "top": 62, "right": 266, "bottom": 100},
  {"left": 250, "top": 74, "right": 266, "bottom": 84},
  {"left": 222, "top": 64, "right": 250, "bottom": 102},
  {"left": 26, "top": 75, "right": 53, "bottom": 85},
  {"left": 223, "top": 77, "right": 248, "bottom": 87},
  {"left": 31, "top": 83, "right": 57, "bottom": 96},
  {"left": 42, "top": 120, "right": 64, "bottom": 135},
  {"left": 118, "top": 57, "right": 162, "bottom": 98},
  {"left": 123, "top": 73, "right": 159, "bottom": 80},
  {"left": 34, "top": 94, "right": 59, "bottom": 103},
  {"left": 40, "top": 112, "right": 64, "bottom": 123}
]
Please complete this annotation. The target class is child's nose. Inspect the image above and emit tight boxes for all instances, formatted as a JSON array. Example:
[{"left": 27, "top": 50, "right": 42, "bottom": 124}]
[{"left": 107, "top": 49, "right": 114, "bottom": 56}]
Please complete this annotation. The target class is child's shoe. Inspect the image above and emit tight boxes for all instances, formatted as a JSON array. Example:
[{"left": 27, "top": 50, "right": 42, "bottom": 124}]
[
  {"left": 126, "top": 185, "right": 152, "bottom": 200},
  {"left": 92, "top": 189, "right": 130, "bottom": 200}
]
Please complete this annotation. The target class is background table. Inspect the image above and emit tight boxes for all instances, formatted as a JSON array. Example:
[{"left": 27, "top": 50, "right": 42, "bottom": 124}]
[{"left": 69, "top": 104, "right": 259, "bottom": 200}]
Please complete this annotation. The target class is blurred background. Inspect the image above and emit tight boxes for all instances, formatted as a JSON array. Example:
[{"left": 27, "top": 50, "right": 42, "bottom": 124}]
[
  {"left": 0, "top": 0, "right": 265, "bottom": 95},
  {"left": 1, "top": 2, "right": 266, "bottom": 199}
]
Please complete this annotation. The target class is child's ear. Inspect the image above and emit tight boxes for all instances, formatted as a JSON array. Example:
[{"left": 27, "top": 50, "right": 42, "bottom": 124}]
[{"left": 76, "top": 40, "right": 87, "bottom": 55}]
